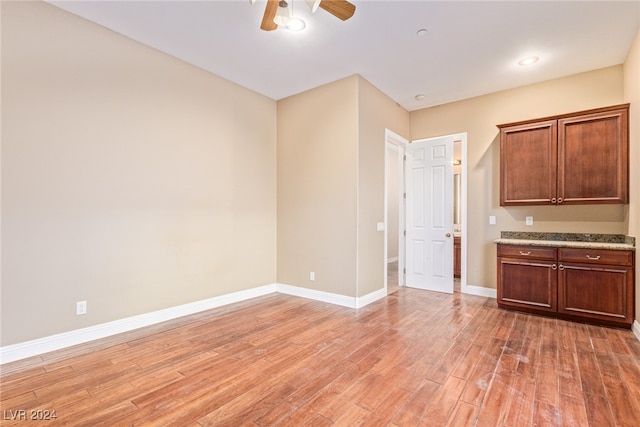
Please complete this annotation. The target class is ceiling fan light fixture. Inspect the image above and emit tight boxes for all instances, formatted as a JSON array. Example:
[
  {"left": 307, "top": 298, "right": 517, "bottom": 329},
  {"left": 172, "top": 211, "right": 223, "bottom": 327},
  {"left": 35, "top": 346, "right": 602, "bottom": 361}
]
[
  {"left": 305, "top": 0, "right": 322, "bottom": 13},
  {"left": 287, "top": 17, "right": 306, "bottom": 31},
  {"left": 274, "top": 0, "right": 292, "bottom": 26}
]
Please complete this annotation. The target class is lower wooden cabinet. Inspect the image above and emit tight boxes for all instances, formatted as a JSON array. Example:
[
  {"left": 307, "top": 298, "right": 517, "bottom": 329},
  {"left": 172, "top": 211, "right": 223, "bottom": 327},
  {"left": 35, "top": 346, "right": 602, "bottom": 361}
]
[
  {"left": 453, "top": 236, "right": 461, "bottom": 278},
  {"left": 557, "top": 248, "right": 634, "bottom": 327},
  {"left": 498, "top": 258, "right": 557, "bottom": 313},
  {"left": 497, "top": 244, "right": 635, "bottom": 328},
  {"left": 497, "top": 245, "right": 558, "bottom": 313}
]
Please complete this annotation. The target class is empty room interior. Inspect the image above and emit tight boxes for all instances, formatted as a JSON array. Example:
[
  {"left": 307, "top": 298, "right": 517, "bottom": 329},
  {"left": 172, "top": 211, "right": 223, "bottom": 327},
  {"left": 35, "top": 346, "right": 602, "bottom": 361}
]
[{"left": 2, "top": 1, "right": 640, "bottom": 425}]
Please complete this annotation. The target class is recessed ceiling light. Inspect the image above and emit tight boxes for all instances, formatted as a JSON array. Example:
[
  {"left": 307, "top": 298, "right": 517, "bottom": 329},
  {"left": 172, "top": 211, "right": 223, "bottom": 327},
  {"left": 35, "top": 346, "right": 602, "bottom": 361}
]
[
  {"left": 416, "top": 29, "right": 428, "bottom": 37},
  {"left": 518, "top": 56, "right": 539, "bottom": 66},
  {"left": 415, "top": 94, "right": 425, "bottom": 101},
  {"left": 287, "top": 17, "right": 306, "bottom": 31}
]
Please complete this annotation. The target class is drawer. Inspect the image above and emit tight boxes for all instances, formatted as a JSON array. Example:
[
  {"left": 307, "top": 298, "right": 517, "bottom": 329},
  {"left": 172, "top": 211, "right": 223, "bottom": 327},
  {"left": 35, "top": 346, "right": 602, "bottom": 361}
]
[
  {"left": 559, "top": 248, "right": 634, "bottom": 266},
  {"left": 497, "top": 244, "right": 556, "bottom": 260}
]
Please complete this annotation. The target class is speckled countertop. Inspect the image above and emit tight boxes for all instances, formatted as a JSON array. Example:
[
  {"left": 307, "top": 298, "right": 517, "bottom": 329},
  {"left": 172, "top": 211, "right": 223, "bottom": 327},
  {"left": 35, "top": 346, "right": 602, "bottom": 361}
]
[{"left": 495, "top": 232, "right": 636, "bottom": 251}]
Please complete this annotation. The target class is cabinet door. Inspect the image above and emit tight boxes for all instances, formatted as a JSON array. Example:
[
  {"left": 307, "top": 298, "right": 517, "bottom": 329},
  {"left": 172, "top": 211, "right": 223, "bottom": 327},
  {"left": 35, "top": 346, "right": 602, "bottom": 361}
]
[
  {"left": 558, "top": 262, "right": 633, "bottom": 326},
  {"left": 453, "top": 237, "right": 461, "bottom": 278},
  {"left": 558, "top": 108, "right": 628, "bottom": 204},
  {"left": 500, "top": 120, "right": 557, "bottom": 206},
  {"left": 497, "top": 257, "right": 557, "bottom": 313}
]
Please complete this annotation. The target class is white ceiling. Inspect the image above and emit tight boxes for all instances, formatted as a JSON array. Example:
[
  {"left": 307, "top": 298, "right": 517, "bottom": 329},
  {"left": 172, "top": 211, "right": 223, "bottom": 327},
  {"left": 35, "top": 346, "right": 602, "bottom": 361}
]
[{"left": 48, "top": 0, "right": 640, "bottom": 111}]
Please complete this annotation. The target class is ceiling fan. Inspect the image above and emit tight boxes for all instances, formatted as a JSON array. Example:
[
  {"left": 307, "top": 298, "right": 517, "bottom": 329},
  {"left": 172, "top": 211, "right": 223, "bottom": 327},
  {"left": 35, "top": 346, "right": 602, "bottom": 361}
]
[{"left": 252, "top": 0, "right": 356, "bottom": 31}]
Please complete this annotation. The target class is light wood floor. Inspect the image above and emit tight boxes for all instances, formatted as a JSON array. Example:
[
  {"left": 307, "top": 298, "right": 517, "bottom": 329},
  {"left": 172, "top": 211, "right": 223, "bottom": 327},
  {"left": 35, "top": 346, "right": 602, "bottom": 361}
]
[
  {"left": 2, "top": 288, "right": 640, "bottom": 426},
  {"left": 387, "top": 261, "right": 460, "bottom": 295},
  {"left": 387, "top": 260, "right": 400, "bottom": 295}
]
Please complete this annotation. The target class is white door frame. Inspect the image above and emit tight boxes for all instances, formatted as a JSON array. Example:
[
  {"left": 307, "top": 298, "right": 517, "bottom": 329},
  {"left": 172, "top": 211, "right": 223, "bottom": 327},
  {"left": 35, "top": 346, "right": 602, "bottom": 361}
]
[
  {"left": 384, "top": 129, "right": 408, "bottom": 292},
  {"left": 455, "top": 133, "right": 468, "bottom": 294}
]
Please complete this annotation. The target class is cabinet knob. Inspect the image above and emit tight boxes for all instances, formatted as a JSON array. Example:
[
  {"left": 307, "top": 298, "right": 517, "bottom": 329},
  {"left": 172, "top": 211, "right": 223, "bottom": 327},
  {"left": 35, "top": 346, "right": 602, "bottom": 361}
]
[
  {"left": 557, "top": 197, "right": 563, "bottom": 204},
  {"left": 559, "top": 264, "right": 565, "bottom": 271},
  {"left": 551, "top": 264, "right": 557, "bottom": 270},
  {"left": 551, "top": 198, "right": 556, "bottom": 204}
]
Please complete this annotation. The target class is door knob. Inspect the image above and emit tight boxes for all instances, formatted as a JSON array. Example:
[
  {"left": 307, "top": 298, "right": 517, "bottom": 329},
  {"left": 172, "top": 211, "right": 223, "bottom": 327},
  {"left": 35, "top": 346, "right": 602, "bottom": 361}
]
[{"left": 446, "top": 233, "right": 451, "bottom": 238}]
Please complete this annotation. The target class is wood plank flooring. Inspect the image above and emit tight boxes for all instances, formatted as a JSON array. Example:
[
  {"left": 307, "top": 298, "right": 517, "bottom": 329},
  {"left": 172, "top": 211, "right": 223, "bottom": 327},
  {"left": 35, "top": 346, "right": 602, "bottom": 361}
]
[{"left": 2, "top": 287, "right": 640, "bottom": 426}]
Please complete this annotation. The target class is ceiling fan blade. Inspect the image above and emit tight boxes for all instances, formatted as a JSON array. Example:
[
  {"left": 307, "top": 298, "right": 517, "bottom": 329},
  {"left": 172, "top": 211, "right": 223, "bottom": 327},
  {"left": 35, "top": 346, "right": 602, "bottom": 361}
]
[
  {"left": 261, "top": 0, "right": 279, "bottom": 31},
  {"left": 319, "top": 0, "right": 356, "bottom": 21}
]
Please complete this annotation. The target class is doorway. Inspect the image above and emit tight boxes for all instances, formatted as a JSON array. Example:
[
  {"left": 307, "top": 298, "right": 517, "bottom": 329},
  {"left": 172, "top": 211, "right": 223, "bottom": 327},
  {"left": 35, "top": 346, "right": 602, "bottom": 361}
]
[
  {"left": 384, "top": 130, "right": 467, "bottom": 296},
  {"left": 405, "top": 135, "right": 455, "bottom": 294},
  {"left": 384, "top": 130, "right": 408, "bottom": 295}
]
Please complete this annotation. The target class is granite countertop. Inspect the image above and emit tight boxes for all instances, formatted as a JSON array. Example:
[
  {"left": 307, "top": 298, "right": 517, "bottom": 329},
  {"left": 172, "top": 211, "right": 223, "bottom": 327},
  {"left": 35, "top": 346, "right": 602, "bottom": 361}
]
[{"left": 494, "top": 232, "right": 636, "bottom": 251}]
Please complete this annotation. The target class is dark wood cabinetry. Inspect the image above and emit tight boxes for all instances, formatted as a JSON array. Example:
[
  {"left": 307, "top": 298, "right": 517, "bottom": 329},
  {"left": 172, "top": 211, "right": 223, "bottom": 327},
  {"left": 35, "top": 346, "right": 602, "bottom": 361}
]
[
  {"left": 497, "top": 245, "right": 557, "bottom": 313},
  {"left": 557, "top": 248, "right": 634, "bottom": 327},
  {"left": 453, "top": 236, "right": 461, "bottom": 278},
  {"left": 497, "top": 244, "right": 635, "bottom": 328},
  {"left": 499, "top": 120, "right": 557, "bottom": 205},
  {"left": 499, "top": 104, "right": 629, "bottom": 206}
]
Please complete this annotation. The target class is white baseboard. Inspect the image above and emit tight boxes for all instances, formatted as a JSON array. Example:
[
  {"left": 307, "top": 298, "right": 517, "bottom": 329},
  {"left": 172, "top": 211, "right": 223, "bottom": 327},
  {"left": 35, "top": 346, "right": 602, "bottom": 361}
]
[
  {"left": 276, "top": 283, "right": 356, "bottom": 308},
  {"left": 1, "top": 283, "right": 389, "bottom": 364},
  {"left": 0, "top": 284, "right": 276, "bottom": 365},
  {"left": 356, "top": 288, "right": 387, "bottom": 308},
  {"left": 633, "top": 320, "right": 640, "bottom": 343},
  {"left": 461, "top": 283, "right": 497, "bottom": 299},
  {"left": 275, "top": 283, "right": 386, "bottom": 309}
]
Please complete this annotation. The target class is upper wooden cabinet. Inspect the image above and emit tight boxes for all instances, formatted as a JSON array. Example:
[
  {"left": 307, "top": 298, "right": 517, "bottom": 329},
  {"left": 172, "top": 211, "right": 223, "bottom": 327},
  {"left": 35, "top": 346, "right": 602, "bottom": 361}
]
[{"left": 499, "top": 104, "right": 629, "bottom": 206}]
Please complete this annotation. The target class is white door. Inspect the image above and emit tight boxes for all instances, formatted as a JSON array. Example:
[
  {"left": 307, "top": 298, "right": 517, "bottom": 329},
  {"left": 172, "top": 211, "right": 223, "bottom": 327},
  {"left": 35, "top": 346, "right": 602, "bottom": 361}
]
[{"left": 405, "top": 135, "right": 454, "bottom": 294}]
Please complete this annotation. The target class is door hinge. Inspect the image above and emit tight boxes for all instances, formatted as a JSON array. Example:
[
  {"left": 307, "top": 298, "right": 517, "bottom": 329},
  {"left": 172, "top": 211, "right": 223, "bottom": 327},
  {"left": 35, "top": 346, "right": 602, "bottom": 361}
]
[
  {"left": 403, "top": 230, "right": 406, "bottom": 236},
  {"left": 403, "top": 268, "right": 406, "bottom": 274},
  {"left": 403, "top": 192, "right": 406, "bottom": 199}
]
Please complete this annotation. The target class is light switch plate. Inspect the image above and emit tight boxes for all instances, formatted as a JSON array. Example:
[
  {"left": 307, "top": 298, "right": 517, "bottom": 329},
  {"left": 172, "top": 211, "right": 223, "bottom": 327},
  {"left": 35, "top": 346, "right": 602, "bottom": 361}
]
[
  {"left": 489, "top": 215, "right": 496, "bottom": 225},
  {"left": 377, "top": 222, "right": 385, "bottom": 231}
]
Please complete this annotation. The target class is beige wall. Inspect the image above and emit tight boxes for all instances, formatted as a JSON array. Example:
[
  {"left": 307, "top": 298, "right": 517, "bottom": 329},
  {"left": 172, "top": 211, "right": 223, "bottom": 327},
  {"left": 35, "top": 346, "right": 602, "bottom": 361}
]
[
  {"left": 623, "top": 29, "right": 640, "bottom": 323},
  {"left": 1, "top": 1, "right": 277, "bottom": 345},
  {"left": 277, "top": 76, "right": 409, "bottom": 298},
  {"left": 410, "top": 66, "right": 626, "bottom": 290},
  {"left": 356, "top": 77, "right": 410, "bottom": 296},
  {"left": 277, "top": 76, "right": 360, "bottom": 296}
]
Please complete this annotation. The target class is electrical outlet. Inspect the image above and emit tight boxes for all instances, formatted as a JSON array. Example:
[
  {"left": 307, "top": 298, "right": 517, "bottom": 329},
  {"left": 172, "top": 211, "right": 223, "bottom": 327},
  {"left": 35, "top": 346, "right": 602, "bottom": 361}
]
[
  {"left": 76, "top": 301, "right": 87, "bottom": 315},
  {"left": 525, "top": 216, "right": 534, "bottom": 226},
  {"left": 310, "top": 272, "right": 315, "bottom": 281}
]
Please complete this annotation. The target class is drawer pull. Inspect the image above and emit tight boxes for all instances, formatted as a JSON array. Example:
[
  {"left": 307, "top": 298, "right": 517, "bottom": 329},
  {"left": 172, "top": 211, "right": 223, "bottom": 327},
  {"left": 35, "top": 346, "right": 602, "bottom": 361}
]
[
  {"left": 585, "top": 255, "right": 601, "bottom": 260},
  {"left": 519, "top": 251, "right": 531, "bottom": 256}
]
